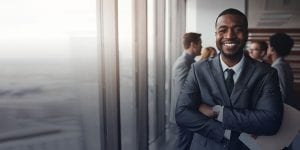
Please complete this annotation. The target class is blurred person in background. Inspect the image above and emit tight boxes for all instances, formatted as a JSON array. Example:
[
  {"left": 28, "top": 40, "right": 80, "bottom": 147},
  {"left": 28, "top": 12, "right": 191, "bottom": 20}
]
[
  {"left": 196, "top": 46, "right": 217, "bottom": 62},
  {"left": 170, "top": 32, "right": 202, "bottom": 150},
  {"left": 267, "top": 32, "right": 294, "bottom": 105},
  {"left": 249, "top": 40, "right": 268, "bottom": 62}
]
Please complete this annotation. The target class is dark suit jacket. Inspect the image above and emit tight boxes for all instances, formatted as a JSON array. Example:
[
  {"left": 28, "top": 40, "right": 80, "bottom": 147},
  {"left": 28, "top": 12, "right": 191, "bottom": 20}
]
[
  {"left": 175, "top": 55, "right": 283, "bottom": 150},
  {"left": 272, "top": 57, "right": 294, "bottom": 105}
]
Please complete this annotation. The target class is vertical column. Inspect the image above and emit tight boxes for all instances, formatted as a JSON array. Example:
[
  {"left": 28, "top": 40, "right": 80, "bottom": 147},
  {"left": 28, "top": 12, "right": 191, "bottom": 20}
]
[
  {"left": 165, "top": 0, "right": 186, "bottom": 127},
  {"left": 148, "top": 0, "right": 166, "bottom": 144},
  {"left": 155, "top": 0, "right": 166, "bottom": 138},
  {"left": 99, "top": 0, "right": 120, "bottom": 149},
  {"left": 147, "top": 0, "right": 158, "bottom": 143},
  {"left": 133, "top": 0, "right": 149, "bottom": 149},
  {"left": 118, "top": 0, "right": 148, "bottom": 149},
  {"left": 170, "top": 0, "right": 186, "bottom": 64},
  {"left": 165, "top": 0, "right": 171, "bottom": 124}
]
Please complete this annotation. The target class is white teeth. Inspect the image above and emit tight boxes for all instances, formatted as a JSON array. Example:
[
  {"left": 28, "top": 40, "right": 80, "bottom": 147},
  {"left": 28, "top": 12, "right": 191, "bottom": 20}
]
[{"left": 224, "top": 43, "right": 236, "bottom": 47}]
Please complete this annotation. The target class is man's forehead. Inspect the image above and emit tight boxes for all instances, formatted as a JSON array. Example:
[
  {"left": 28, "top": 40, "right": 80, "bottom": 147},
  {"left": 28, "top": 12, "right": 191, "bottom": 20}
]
[{"left": 216, "top": 14, "right": 245, "bottom": 27}]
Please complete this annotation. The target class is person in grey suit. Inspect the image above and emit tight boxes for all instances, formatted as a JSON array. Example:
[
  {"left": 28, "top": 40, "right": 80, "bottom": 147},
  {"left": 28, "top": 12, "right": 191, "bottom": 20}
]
[
  {"left": 267, "top": 33, "right": 294, "bottom": 105},
  {"left": 175, "top": 8, "right": 283, "bottom": 150},
  {"left": 170, "top": 32, "right": 202, "bottom": 150}
]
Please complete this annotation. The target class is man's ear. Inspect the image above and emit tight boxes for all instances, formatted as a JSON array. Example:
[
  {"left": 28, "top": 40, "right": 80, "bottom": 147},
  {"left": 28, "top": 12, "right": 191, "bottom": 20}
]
[{"left": 190, "top": 42, "right": 195, "bottom": 49}]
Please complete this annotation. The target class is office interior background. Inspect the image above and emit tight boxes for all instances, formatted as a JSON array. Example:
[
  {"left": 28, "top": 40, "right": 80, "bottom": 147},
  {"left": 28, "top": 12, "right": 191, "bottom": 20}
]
[{"left": 0, "top": 0, "right": 299, "bottom": 150}]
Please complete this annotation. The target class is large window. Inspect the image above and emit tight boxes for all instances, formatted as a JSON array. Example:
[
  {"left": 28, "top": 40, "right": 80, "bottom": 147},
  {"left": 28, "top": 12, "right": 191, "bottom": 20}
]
[{"left": 0, "top": 1, "right": 100, "bottom": 150}]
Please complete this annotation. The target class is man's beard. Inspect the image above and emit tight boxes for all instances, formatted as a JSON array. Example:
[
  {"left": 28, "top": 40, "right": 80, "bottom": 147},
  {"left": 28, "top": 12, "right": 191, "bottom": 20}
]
[{"left": 220, "top": 48, "right": 244, "bottom": 60}]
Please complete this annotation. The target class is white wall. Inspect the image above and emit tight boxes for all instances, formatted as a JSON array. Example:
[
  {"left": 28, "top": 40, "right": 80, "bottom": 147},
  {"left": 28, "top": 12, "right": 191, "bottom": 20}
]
[
  {"left": 186, "top": 0, "right": 197, "bottom": 32},
  {"left": 186, "top": 0, "right": 245, "bottom": 49}
]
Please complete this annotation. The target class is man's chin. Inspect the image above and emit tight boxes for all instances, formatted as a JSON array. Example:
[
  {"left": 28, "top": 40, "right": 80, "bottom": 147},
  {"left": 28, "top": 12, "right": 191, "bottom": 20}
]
[
  {"left": 221, "top": 50, "right": 243, "bottom": 58},
  {"left": 222, "top": 51, "right": 236, "bottom": 56}
]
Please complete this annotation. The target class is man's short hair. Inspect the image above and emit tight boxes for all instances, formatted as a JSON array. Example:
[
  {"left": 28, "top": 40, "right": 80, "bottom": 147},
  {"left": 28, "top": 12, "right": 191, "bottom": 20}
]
[
  {"left": 215, "top": 8, "right": 248, "bottom": 29},
  {"left": 183, "top": 32, "right": 201, "bottom": 49},
  {"left": 269, "top": 33, "right": 294, "bottom": 57}
]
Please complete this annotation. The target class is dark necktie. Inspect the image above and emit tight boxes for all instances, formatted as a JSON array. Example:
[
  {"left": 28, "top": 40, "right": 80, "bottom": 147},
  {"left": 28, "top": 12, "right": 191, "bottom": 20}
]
[
  {"left": 225, "top": 69, "right": 235, "bottom": 96},
  {"left": 225, "top": 69, "right": 241, "bottom": 147}
]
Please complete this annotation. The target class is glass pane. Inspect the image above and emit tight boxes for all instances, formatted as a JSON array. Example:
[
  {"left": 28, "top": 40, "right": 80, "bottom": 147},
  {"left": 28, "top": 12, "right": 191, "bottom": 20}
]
[
  {"left": 0, "top": 1, "right": 100, "bottom": 150},
  {"left": 147, "top": 0, "right": 158, "bottom": 145},
  {"left": 118, "top": 0, "right": 138, "bottom": 149}
]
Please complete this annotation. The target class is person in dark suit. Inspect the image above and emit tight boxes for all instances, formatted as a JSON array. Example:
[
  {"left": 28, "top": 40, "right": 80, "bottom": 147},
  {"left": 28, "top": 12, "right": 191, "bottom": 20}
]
[
  {"left": 267, "top": 33, "right": 294, "bottom": 105},
  {"left": 170, "top": 32, "right": 202, "bottom": 150},
  {"left": 175, "top": 8, "right": 283, "bottom": 150}
]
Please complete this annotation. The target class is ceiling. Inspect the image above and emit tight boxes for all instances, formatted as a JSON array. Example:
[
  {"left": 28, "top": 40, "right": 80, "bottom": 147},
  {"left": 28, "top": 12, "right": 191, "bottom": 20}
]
[{"left": 248, "top": 0, "right": 300, "bottom": 28}]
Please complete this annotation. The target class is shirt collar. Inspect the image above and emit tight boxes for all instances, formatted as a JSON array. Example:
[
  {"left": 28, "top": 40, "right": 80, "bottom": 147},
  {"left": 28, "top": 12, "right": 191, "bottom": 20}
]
[
  {"left": 220, "top": 54, "right": 245, "bottom": 75},
  {"left": 272, "top": 57, "right": 283, "bottom": 67}
]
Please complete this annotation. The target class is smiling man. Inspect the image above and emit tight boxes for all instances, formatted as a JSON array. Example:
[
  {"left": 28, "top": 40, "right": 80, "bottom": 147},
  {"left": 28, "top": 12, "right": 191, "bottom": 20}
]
[{"left": 175, "top": 8, "right": 283, "bottom": 150}]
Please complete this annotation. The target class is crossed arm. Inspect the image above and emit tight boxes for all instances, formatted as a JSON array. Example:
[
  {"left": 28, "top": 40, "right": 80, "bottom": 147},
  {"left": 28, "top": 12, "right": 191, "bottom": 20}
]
[{"left": 175, "top": 65, "right": 283, "bottom": 143}]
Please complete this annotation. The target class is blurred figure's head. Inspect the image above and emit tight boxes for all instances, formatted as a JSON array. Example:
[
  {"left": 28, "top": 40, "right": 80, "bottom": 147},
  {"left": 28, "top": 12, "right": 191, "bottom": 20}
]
[
  {"left": 183, "top": 32, "right": 202, "bottom": 56},
  {"left": 249, "top": 41, "right": 268, "bottom": 62},
  {"left": 267, "top": 33, "right": 294, "bottom": 63},
  {"left": 198, "top": 47, "right": 217, "bottom": 61}
]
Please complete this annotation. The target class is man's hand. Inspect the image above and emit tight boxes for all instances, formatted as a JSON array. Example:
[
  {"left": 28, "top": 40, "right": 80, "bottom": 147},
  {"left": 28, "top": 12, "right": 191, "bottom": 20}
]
[{"left": 198, "top": 104, "right": 217, "bottom": 118}]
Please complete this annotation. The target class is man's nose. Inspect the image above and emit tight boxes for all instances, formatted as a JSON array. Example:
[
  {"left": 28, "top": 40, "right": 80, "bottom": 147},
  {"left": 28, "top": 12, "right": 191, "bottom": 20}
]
[{"left": 225, "top": 29, "right": 236, "bottom": 39}]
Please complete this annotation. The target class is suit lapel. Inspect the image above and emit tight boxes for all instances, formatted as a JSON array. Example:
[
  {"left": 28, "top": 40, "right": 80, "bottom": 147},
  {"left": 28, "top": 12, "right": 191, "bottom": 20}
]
[
  {"left": 230, "top": 57, "right": 256, "bottom": 105},
  {"left": 209, "top": 56, "right": 231, "bottom": 106}
]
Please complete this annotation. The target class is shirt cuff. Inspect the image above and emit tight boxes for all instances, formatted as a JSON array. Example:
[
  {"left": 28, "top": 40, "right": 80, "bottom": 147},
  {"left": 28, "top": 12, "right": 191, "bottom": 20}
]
[
  {"left": 213, "top": 105, "right": 224, "bottom": 122},
  {"left": 224, "top": 130, "right": 231, "bottom": 140},
  {"left": 239, "top": 133, "right": 261, "bottom": 149}
]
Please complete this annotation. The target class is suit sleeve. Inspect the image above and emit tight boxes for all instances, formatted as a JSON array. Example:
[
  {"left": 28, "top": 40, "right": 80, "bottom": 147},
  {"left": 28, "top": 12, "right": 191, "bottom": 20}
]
[
  {"left": 175, "top": 64, "right": 226, "bottom": 143},
  {"left": 223, "top": 68, "right": 283, "bottom": 135},
  {"left": 173, "top": 63, "right": 190, "bottom": 92}
]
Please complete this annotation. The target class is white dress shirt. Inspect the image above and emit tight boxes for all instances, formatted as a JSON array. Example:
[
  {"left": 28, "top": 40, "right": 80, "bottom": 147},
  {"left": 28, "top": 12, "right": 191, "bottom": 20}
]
[
  {"left": 220, "top": 54, "right": 245, "bottom": 84},
  {"left": 214, "top": 54, "right": 245, "bottom": 139},
  {"left": 213, "top": 55, "right": 261, "bottom": 149}
]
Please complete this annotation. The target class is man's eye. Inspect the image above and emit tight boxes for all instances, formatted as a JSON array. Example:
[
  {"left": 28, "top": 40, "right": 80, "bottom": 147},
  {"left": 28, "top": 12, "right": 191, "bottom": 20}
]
[
  {"left": 218, "top": 29, "right": 226, "bottom": 33},
  {"left": 235, "top": 28, "right": 243, "bottom": 32}
]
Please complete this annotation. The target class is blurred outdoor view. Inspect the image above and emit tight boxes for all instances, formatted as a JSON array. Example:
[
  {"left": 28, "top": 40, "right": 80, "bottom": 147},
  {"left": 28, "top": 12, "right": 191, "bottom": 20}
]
[{"left": 0, "top": 0, "right": 100, "bottom": 149}]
